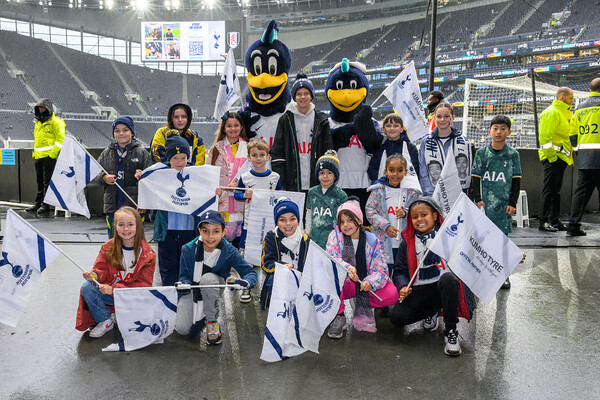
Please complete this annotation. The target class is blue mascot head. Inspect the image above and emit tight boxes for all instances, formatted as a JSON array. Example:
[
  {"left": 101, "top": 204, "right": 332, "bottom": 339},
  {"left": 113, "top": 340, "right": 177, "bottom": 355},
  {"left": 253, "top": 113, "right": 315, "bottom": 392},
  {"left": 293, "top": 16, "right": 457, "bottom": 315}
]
[
  {"left": 244, "top": 20, "right": 292, "bottom": 116},
  {"left": 325, "top": 58, "right": 370, "bottom": 123}
]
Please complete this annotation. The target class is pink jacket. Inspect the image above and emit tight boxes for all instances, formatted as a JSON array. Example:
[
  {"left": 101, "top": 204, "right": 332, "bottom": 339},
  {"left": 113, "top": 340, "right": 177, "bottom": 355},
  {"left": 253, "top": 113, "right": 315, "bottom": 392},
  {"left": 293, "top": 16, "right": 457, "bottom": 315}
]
[
  {"left": 207, "top": 138, "right": 248, "bottom": 215},
  {"left": 325, "top": 225, "right": 390, "bottom": 291}
]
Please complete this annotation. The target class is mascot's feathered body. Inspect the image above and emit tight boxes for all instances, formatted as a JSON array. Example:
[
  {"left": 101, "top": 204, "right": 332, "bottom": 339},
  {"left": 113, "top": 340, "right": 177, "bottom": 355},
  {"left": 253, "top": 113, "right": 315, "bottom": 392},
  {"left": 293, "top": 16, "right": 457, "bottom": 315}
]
[
  {"left": 327, "top": 58, "right": 383, "bottom": 189},
  {"left": 240, "top": 20, "right": 291, "bottom": 149}
]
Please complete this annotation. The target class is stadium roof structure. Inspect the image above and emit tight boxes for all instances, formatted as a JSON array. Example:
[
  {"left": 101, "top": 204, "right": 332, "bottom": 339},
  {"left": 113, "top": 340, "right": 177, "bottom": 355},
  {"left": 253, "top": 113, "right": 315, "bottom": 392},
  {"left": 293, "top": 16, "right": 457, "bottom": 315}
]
[{"left": 0, "top": 0, "right": 481, "bottom": 14}]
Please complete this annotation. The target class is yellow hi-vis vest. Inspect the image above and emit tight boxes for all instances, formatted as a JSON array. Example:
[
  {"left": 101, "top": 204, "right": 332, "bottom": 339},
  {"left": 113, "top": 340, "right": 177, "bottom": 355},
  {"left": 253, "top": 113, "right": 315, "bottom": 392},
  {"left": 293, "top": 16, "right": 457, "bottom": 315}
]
[
  {"left": 538, "top": 99, "right": 573, "bottom": 165},
  {"left": 32, "top": 114, "right": 66, "bottom": 159}
]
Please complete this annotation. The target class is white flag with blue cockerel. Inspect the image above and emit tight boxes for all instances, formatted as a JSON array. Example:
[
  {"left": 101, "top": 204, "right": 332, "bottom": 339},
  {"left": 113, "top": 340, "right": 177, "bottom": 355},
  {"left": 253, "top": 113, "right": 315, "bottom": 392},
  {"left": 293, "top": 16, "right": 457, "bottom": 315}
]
[
  {"left": 137, "top": 163, "right": 220, "bottom": 216},
  {"left": 0, "top": 209, "right": 61, "bottom": 327},
  {"left": 260, "top": 263, "right": 306, "bottom": 362},
  {"left": 44, "top": 135, "right": 103, "bottom": 218},
  {"left": 103, "top": 286, "right": 177, "bottom": 352}
]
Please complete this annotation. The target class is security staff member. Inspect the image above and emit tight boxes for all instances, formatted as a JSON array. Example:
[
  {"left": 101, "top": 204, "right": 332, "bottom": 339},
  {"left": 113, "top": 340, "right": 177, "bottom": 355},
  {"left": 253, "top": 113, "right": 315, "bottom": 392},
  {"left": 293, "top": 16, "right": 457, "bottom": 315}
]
[
  {"left": 27, "top": 99, "right": 65, "bottom": 214},
  {"left": 567, "top": 78, "right": 600, "bottom": 236},
  {"left": 537, "top": 87, "right": 574, "bottom": 232}
]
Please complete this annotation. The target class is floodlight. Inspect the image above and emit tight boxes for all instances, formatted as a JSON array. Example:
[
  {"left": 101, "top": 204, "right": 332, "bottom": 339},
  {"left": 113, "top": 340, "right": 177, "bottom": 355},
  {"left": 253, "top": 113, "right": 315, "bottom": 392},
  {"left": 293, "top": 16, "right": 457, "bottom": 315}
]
[
  {"left": 137, "top": 0, "right": 148, "bottom": 10},
  {"left": 172, "top": 0, "right": 179, "bottom": 8}
]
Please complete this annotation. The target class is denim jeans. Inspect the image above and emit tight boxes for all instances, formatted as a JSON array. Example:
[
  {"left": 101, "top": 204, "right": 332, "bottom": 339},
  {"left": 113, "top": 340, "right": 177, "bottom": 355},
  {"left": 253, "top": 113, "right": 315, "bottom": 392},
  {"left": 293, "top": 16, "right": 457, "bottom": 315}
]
[{"left": 81, "top": 280, "right": 114, "bottom": 323}]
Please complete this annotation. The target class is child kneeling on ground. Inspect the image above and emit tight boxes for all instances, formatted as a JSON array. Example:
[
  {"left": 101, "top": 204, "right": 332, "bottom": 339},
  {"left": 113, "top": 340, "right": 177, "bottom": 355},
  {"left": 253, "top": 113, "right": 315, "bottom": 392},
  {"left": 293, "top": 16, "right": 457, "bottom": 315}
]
[
  {"left": 325, "top": 197, "right": 399, "bottom": 338},
  {"left": 175, "top": 210, "right": 257, "bottom": 345},
  {"left": 76, "top": 207, "right": 156, "bottom": 338},
  {"left": 389, "top": 197, "right": 475, "bottom": 356},
  {"left": 260, "top": 197, "right": 310, "bottom": 310}
]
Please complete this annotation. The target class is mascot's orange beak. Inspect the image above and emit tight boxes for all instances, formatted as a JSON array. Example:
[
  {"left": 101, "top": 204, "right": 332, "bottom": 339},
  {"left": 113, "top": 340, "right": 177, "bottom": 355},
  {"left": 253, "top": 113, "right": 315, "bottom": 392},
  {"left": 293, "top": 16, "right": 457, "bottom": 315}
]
[
  {"left": 247, "top": 72, "right": 288, "bottom": 105},
  {"left": 327, "top": 87, "right": 367, "bottom": 112}
]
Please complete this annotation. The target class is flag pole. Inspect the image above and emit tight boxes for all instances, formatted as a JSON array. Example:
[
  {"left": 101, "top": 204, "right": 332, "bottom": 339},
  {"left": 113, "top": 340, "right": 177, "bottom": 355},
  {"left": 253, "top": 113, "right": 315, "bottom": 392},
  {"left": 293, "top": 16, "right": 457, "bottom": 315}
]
[
  {"left": 340, "top": 265, "right": 383, "bottom": 301},
  {"left": 370, "top": 91, "right": 387, "bottom": 108},
  {"left": 7, "top": 209, "right": 100, "bottom": 284},
  {"left": 58, "top": 247, "right": 101, "bottom": 285},
  {"left": 177, "top": 284, "right": 245, "bottom": 290},
  {"left": 70, "top": 135, "right": 139, "bottom": 208},
  {"left": 398, "top": 248, "right": 431, "bottom": 303}
]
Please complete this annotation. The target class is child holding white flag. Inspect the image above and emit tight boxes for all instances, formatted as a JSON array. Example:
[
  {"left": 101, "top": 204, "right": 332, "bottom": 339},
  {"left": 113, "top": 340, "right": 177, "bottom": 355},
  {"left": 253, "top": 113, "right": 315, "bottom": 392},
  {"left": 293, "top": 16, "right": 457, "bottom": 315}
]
[
  {"left": 325, "top": 197, "right": 399, "bottom": 338},
  {"left": 366, "top": 154, "right": 421, "bottom": 267},
  {"left": 418, "top": 103, "right": 472, "bottom": 196},
  {"left": 233, "top": 137, "right": 282, "bottom": 303},
  {"left": 175, "top": 210, "right": 257, "bottom": 345},
  {"left": 96, "top": 116, "right": 151, "bottom": 238},
  {"left": 209, "top": 111, "right": 249, "bottom": 247},
  {"left": 153, "top": 134, "right": 199, "bottom": 287},
  {"left": 389, "top": 197, "right": 475, "bottom": 356},
  {"left": 470, "top": 115, "right": 522, "bottom": 290},
  {"left": 76, "top": 207, "right": 156, "bottom": 338},
  {"left": 260, "top": 197, "right": 310, "bottom": 310}
]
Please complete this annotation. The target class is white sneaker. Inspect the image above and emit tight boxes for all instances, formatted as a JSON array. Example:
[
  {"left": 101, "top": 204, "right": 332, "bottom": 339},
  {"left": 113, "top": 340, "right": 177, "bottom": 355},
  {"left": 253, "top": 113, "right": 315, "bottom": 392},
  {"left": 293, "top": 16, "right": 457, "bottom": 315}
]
[
  {"left": 444, "top": 328, "right": 462, "bottom": 356},
  {"left": 89, "top": 316, "right": 115, "bottom": 338},
  {"left": 239, "top": 289, "right": 252, "bottom": 303}
]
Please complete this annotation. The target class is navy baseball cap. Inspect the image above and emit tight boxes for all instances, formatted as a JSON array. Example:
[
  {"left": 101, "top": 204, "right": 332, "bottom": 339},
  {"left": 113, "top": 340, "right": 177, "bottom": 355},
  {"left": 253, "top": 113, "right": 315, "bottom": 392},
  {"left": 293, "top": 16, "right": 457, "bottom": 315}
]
[{"left": 197, "top": 210, "right": 225, "bottom": 228}]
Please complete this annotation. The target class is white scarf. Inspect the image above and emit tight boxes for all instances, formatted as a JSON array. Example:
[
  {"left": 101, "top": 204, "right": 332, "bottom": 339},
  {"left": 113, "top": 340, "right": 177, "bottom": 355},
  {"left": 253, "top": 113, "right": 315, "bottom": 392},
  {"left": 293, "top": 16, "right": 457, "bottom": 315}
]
[
  {"left": 191, "top": 241, "right": 222, "bottom": 330},
  {"left": 278, "top": 226, "right": 303, "bottom": 269}
]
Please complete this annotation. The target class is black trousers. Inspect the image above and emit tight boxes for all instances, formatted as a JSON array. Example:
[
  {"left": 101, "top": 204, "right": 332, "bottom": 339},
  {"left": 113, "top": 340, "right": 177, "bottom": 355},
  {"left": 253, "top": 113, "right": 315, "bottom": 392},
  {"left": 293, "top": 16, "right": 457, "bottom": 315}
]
[
  {"left": 390, "top": 273, "right": 460, "bottom": 331},
  {"left": 158, "top": 229, "right": 196, "bottom": 287},
  {"left": 568, "top": 169, "right": 600, "bottom": 229},
  {"left": 34, "top": 157, "right": 57, "bottom": 204},
  {"left": 539, "top": 158, "right": 567, "bottom": 224}
]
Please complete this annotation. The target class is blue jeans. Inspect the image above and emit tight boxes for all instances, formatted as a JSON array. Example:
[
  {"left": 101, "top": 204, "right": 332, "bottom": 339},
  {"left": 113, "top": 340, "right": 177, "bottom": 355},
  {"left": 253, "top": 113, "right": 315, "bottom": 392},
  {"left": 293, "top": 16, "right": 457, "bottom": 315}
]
[{"left": 81, "top": 280, "right": 114, "bottom": 323}]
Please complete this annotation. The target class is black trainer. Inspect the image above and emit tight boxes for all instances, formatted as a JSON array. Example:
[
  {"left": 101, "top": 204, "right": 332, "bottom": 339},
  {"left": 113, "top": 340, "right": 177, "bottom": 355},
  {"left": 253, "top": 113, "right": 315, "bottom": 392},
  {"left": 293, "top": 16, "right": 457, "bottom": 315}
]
[{"left": 567, "top": 228, "right": 586, "bottom": 237}]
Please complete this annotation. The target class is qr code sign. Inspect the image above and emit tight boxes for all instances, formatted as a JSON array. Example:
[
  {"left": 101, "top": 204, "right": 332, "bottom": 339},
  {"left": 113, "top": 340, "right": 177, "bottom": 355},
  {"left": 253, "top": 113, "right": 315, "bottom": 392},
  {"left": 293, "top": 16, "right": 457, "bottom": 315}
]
[{"left": 189, "top": 41, "right": 203, "bottom": 57}]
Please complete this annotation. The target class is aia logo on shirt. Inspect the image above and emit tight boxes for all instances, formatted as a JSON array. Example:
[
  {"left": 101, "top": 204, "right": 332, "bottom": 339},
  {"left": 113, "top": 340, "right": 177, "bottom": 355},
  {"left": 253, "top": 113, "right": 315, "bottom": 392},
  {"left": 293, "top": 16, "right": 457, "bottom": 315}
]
[
  {"left": 348, "top": 135, "right": 362, "bottom": 149},
  {"left": 297, "top": 141, "right": 312, "bottom": 154},
  {"left": 482, "top": 171, "right": 506, "bottom": 182}
]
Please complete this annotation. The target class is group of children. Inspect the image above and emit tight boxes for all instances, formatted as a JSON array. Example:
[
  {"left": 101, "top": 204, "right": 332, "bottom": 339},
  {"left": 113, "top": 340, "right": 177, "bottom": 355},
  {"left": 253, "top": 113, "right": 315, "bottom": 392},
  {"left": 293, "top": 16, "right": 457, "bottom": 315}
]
[{"left": 76, "top": 100, "right": 522, "bottom": 357}]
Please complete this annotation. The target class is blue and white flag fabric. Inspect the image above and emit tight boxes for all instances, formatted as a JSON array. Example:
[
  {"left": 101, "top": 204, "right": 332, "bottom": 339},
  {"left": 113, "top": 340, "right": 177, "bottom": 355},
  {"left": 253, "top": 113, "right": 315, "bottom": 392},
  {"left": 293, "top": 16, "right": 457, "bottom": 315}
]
[
  {"left": 103, "top": 286, "right": 177, "bottom": 352},
  {"left": 44, "top": 135, "right": 103, "bottom": 218},
  {"left": 137, "top": 163, "right": 220, "bottom": 216},
  {"left": 287, "top": 242, "right": 347, "bottom": 353},
  {"left": 428, "top": 193, "right": 523, "bottom": 304},
  {"left": 0, "top": 209, "right": 61, "bottom": 327},
  {"left": 213, "top": 47, "right": 241, "bottom": 119},
  {"left": 381, "top": 61, "right": 428, "bottom": 142},
  {"left": 260, "top": 264, "right": 306, "bottom": 362},
  {"left": 432, "top": 150, "right": 462, "bottom": 217},
  {"left": 244, "top": 190, "right": 306, "bottom": 266}
]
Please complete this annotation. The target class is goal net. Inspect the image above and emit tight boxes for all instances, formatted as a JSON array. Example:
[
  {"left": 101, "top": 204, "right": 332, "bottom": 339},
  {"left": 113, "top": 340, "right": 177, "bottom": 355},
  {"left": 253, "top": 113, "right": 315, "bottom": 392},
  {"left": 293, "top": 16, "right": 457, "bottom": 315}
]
[{"left": 463, "top": 75, "right": 588, "bottom": 149}]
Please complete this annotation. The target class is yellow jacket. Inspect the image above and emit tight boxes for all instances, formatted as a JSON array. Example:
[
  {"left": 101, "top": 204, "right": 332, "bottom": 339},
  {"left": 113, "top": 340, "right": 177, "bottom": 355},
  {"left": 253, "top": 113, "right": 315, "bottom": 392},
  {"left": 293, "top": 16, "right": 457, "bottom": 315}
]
[
  {"left": 32, "top": 115, "right": 66, "bottom": 159},
  {"left": 151, "top": 126, "right": 205, "bottom": 166},
  {"left": 538, "top": 99, "right": 573, "bottom": 165}
]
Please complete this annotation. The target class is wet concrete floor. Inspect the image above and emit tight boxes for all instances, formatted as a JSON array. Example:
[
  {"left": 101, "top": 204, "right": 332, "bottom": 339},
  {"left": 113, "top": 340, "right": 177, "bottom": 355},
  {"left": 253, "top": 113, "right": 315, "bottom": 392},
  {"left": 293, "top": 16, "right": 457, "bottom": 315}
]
[{"left": 1, "top": 210, "right": 599, "bottom": 399}]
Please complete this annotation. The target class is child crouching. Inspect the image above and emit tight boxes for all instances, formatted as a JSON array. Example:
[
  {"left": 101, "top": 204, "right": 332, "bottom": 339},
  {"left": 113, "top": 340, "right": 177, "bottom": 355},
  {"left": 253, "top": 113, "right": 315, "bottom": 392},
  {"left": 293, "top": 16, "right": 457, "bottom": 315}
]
[
  {"left": 389, "top": 197, "right": 475, "bottom": 356},
  {"left": 325, "top": 197, "right": 399, "bottom": 338},
  {"left": 175, "top": 210, "right": 257, "bottom": 345},
  {"left": 260, "top": 197, "right": 310, "bottom": 310}
]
